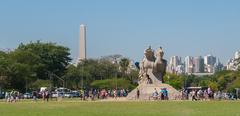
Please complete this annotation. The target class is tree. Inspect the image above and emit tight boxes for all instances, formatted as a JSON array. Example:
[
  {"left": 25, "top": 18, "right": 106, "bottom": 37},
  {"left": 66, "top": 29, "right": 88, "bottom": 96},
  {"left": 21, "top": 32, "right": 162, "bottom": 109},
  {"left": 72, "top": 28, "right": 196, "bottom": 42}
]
[
  {"left": 227, "top": 77, "right": 240, "bottom": 92},
  {"left": 90, "top": 78, "right": 136, "bottom": 89},
  {"left": 0, "top": 51, "right": 10, "bottom": 90},
  {"left": 17, "top": 41, "right": 72, "bottom": 87},
  {"left": 128, "top": 69, "right": 139, "bottom": 83},
  {"left": 119, "top": 58, "right": 130, "bottom": 77},
  {"left": 63, "top": 57, "right": 139, "bottom": 90},
  {"left": 76, "top": 59, "right": 118, "bottom": 88},
  {"left": 8, "top": 49, "right": 40, "bottom": 91},
  {"left": 0, "top": 41, "right": 72, "bottom": 92},
  {"left": 163, "top": 73, "right": 184, "bottom": 90},
  {"left": 64, "top": 65, "right": 81, "bottom": 89},
  {"left": 208, "top": 81, "right": 218, "bottom": 91}
]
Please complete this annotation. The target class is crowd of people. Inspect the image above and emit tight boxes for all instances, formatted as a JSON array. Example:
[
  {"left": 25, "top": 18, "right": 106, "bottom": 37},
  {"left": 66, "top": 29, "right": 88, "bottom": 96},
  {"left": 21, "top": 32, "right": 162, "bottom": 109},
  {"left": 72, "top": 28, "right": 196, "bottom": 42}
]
[
  {"left": 138, "top": 87, "right": 238, "bottom": 101},
  {"left": 5, "top": 90, "right": 20, "bottom": 102},
  {"left": 2, "top": 87, "right": 239, "bottom": 102},
  {"left": 4, "top": 89, "right": 51, "bottom": 102},
  {"left": 2, "top": 88, "right": 130, "bottom": 102},
  {"left": 151, "top": 88, "right": 169, "bottom": 100},
  {"left": 79, "top": 88, "right": 129, "bottom": 100},
  {"left": 177, "top": 87, "right": 238, "bottom": 101}
]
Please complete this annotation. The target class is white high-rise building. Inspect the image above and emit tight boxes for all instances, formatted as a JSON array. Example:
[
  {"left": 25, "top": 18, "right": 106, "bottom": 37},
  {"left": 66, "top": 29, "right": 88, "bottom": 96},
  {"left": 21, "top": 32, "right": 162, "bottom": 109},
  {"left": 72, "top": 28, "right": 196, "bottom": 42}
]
[
  {"left": 204, "top": 54, "right": 216, "bottom": 66},
  {"left": 214, "top": 58, "right": 224, "bottom": 72},
  {"left": 227, "top": 50, "right": 240, "bottom": 71},
  {"left": 227, "top": 58, "right": 236, "bottom": 70},
  {"left": 168, "top": 56, "right": 182, "bottom": 73},
  {"left": 185, "top": 56, "right": 194, "bottom": 74},
  {"left": 175, "top": 65, "right": 185, "bottom": 74},
  {"left": 194, "top": 56, "right": 204, "bottom": 73},
  {"left": 79, "top": 24, "right": 86, "bottom": 60},
  {"left": 204, "top": 54, "right": 217, "bottom": 73},
  {"left": 169, "top": 56, "right": 180, "bottom": 68},
  {"left": 235, "top": 51, "right": 240, "bottom": 59}
]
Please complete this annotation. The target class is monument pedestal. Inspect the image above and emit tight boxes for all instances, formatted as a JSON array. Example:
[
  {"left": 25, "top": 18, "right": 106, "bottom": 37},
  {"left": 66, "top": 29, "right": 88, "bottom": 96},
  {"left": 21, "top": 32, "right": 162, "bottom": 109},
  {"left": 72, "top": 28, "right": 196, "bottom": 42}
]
[
  {"left": 127, "top": 46, "right": 180, "bottom": 100},
  {"left": 127, "top": 83, "right": 180, "bottom": 100}
]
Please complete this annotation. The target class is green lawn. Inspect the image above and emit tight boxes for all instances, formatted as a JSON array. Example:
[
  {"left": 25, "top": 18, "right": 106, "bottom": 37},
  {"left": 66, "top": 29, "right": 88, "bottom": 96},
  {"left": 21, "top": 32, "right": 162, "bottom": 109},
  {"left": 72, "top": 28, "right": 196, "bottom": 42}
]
[{"left": 0, "top": 100, "right": 240, "bottom": 116}]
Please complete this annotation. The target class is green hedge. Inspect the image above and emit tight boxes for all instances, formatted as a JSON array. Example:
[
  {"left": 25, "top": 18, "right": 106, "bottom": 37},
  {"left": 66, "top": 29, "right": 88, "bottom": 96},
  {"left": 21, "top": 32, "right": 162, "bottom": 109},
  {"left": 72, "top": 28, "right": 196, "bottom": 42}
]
[{"left": 90, "top": 78, "right": 136, "bottom": 89}]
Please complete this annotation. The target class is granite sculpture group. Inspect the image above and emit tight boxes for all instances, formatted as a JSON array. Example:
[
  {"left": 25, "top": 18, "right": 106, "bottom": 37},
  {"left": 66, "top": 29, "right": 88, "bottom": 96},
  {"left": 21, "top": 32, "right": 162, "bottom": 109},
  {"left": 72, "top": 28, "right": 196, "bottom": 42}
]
[
  {"left": 127, "top": 46, "right": 180, "bottom": 100},
  {"left": 138, "top": 46, "right": 167, "bottom": 84}
]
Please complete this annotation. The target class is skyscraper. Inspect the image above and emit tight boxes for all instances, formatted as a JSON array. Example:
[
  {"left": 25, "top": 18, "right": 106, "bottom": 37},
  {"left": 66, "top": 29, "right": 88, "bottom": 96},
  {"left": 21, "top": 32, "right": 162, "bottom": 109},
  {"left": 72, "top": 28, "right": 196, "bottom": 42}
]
[
  {"left": 185, "top": 56, "right": 194, "bottom": 74},
  {"left": 169, "top": 56, "right": 181, "bottom": 68},
  {"left": 227, "top": 50, "right": 240, "bottom": 71},
  {"left": 235, "top": 51, "right": 240, "bottom": 59},
  {"left": 204, "top": 54, "right": 217, "bottom": 73},
  {"left": 194, "top": 56, "right": 204, "bottom": 73},
  {"left": 204, "top": 54, "right": 216, "bottom": 66},
  {"left": 168, "top": 56, "right": 182, "bottom": 73},
  {"left": 79, "top": 24, "right": 86, "bottom": 60}
]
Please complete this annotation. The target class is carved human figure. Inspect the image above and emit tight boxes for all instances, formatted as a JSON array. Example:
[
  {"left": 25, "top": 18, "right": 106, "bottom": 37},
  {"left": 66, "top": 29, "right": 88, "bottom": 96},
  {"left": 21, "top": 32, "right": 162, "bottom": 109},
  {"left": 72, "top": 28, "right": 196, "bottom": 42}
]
[
  {"left": 153, "top": 47, "right": 167, "bottom": 83},
  {"left": 138, "top": 46, "right": 167, "bottom": 84}
]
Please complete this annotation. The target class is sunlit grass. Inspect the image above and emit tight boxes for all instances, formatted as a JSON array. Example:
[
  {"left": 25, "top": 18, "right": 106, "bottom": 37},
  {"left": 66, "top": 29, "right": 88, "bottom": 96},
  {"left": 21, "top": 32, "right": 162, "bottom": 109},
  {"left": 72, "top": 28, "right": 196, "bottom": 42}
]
[{"left": 0, "top": 100, "right": 239, "bottom": 116}]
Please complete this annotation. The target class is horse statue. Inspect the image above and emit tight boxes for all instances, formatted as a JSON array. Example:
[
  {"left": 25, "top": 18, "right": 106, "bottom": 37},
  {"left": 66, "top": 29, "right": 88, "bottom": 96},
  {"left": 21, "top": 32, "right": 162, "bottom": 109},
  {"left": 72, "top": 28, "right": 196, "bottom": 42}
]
[{"left": 138, "top": 46, "right": 167, "bottom": 84}]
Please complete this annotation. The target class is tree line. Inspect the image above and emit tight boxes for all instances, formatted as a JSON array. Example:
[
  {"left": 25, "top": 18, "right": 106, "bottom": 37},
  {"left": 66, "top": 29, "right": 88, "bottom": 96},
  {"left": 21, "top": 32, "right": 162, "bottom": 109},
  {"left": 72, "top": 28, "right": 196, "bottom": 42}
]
[
  {"left": 0, "top": 41, "right": 240, "bottom": 93},
  {"left": 164, "top": 70, "right": 240, "bottom": 93},
  {"left": 0, "top": 41, "right": 138, "bottom": 92}
]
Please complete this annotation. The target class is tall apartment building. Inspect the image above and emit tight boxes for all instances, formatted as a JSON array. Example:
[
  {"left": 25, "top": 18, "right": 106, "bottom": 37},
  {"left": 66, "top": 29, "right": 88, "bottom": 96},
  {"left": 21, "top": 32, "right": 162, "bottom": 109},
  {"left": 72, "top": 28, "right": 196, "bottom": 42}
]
[
  {"left": 194, "top": 56, "right": 204, "bottom": 73},
  {"left": 185, "top": 56, "right": 194, "bottom": 74}
]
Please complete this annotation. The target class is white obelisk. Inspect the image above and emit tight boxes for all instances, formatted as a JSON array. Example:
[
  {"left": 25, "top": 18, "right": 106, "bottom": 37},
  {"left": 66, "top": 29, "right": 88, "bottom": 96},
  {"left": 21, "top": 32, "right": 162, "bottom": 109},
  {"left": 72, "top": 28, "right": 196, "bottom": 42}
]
[{"left": 79, "top": 24, "right": 86, "bottom": 60}]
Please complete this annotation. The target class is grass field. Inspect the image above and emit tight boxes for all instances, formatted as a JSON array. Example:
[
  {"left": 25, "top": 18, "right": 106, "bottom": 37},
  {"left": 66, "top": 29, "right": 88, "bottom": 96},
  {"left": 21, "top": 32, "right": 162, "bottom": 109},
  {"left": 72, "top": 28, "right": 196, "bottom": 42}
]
[{"left": 0, "top": 100, "right": 240, "bottom": 116}]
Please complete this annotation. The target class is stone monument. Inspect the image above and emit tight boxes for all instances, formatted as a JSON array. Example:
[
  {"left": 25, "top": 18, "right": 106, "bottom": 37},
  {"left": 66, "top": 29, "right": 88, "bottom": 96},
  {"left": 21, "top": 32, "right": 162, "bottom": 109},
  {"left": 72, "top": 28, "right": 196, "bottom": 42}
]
[{"left": 127, "top": 46, "right": 180, "bottom": 100}]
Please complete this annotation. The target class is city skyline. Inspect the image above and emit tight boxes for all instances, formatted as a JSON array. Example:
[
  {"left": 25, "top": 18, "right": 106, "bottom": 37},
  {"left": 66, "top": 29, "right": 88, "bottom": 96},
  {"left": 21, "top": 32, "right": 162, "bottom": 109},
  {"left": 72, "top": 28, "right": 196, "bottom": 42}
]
[
  {"left": 0, "top": 0, "right": 240, "bottom": 64},
  {"left": 167, "top": 54, "right": 223, "bottom": 74}
]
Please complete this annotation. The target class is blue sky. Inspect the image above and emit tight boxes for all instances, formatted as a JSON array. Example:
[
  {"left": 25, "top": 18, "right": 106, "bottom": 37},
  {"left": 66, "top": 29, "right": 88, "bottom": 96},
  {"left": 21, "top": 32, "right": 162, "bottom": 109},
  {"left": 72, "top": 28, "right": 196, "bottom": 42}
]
[{"left": 0, "top": 0, "right": 240, "bottom": 64}]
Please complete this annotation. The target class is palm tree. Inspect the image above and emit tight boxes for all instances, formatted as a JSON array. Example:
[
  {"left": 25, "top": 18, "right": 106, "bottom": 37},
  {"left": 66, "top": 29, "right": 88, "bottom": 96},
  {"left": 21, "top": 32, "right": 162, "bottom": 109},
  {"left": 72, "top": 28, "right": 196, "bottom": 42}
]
[{"left": 119, "top": 58, "right": 130, "bottom": 77}]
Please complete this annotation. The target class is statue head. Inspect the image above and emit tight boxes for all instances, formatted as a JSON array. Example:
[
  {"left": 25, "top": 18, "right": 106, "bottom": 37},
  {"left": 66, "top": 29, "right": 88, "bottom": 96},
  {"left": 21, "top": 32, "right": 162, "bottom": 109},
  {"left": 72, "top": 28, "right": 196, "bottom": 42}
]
[
  {"left": 156, "top": 47, "right": 164, "bottom": 59},
  {"left": 144, "top": 46, "right": 154, "bottom": 60}
]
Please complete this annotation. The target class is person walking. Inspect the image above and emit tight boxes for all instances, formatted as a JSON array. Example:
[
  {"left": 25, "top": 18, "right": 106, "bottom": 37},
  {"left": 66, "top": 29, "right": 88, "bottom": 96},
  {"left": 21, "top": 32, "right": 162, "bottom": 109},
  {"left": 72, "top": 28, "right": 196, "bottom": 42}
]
[
  {"left": 136, "top": 88, "right": 140, "bottom": 99},
  {"left": 113, "top": 89, "right": 117, "bottom": 99},
  {"left": 45, "top": 90, "right": 49, "bottom": 102},
  {"left": 32, "top": 91, "right": 37, "bottom": 102},
  {"left": 42, "top": 90, "right": 46, "bottom": 102}
]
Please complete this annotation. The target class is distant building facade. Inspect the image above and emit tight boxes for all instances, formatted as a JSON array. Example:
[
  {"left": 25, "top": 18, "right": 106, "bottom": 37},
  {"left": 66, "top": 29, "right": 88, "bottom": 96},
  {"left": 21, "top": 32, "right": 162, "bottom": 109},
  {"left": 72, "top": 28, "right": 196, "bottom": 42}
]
[
  {"left": 168, "top": 56, "right": 183, "bottom": 74},
  {"left": 194, "top": 56, "right": 204, "bottom": 73},
  {"left": 185, "top": 56, "right": 194, "bottom": 74},
  {"left": 167, "top": 54, "right": 223, "bottom": 75},
  {"left": 226, "top": 51, "right": 240, "bottom": 71},
  {"left": 204, "top": 54, "right": 219, "bottom": 73}
]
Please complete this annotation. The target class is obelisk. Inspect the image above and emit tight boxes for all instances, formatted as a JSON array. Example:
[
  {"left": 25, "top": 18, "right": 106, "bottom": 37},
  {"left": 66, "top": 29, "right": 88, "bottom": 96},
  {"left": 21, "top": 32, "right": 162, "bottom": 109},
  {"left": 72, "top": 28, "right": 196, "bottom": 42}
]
[{"left": 79, "top": 24, "right": 86, "bottom": 60}]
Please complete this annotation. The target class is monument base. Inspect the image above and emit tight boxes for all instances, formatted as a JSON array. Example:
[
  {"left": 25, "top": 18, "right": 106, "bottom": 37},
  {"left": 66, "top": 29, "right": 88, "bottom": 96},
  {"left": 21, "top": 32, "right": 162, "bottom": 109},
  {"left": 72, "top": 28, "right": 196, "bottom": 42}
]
[{"left": 127, "top": 83, "right": 180, "bottom": 100}]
